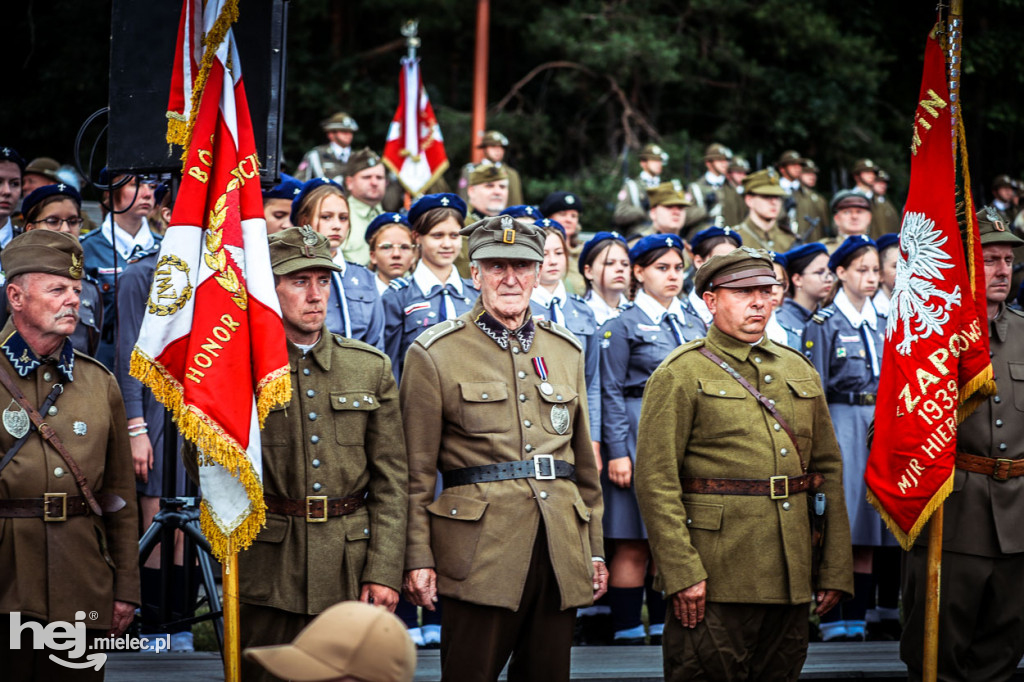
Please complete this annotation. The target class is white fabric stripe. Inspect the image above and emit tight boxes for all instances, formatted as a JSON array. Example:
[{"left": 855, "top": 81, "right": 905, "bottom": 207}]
[
  {"left": 197, "top": 403, "right": 263, "bottom": 535},
  {"left": 403, "top": 58, "right": 419, "bottom": 154}
]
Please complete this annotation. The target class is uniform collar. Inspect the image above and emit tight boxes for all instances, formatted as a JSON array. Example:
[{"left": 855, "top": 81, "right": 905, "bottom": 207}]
[
  {"left": 992, "top": 304, "right": 1009, "bottom": 343},
  {"left": 412, "top": 261, "right": 463, "bottom": 297},
  {"left": 0, "top": 218, "right": 13, "bottom": 249},
  {"left": 531, "top": 281, "right": 567, "bottom": 309},
  {"left": 638, "top": 171, "right": 660, "bottom": 188},
  {"left": 289, "top": 326, "right": 333, "bottom": 372},
  {"left": 687, "top": 288, "right": 713, "bottom": 324},
  {"left": 706, "top": 324, "right": 781, "bottom": 363},
  {"left": 834, "top": 288, "right": 878, "bottom": 330},
  {"left": 1, "top": 326, "right": 75, "bottom": 382},
  {"left": 704, "top": 170, "right": 725, "bottom": 188},
  {"left": 331, "top": 252, "right": 348, "bottom": 275},
  {"left": 782, "top": 297, "right": 814, "bottom": 320},
  {"left": 780, "top": 177, "right": 800, "bottom": 193},
  {"left": 347, "top": 195, "right": 380, "bottom": 220},
  {"left": 635, "top": 288, "right": 685, "bottom": 324},
  {"left": 471, "top": 299, "right": 535, "bottom": 352},
  {"left": 101, "top": 213, "right": 157, "bottom": 262}
]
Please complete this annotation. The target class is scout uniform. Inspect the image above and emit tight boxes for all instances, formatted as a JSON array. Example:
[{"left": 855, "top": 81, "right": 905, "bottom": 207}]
[
  {"left": 402, "top": 216, "right": 604, "bottom": 682},
  {"left": 901, "top": 216, "right": 1024, "bottom": 681},
  {"left": 364, "top": 212, "right": 414, "bottom": 296},
  {"left": 775, "top": 243, "right": 830, "bottom": 347},
  {"left": 296, "top": 112, "right": 358, "bottom": 183},
  {"left": 734, "top": 170, "right": 797, "bottom": 253},
  {"left": 457, "top": 131, "right": 524, "bottom": 206},
  {"left": 682, "top": 143, "right": 735, "bottom": 238},
  {"left": 635, "top": 249, "right": 853, "bottom": 681},
  {"left": 0, "top": 230, "right": 139, "bottom": 680},
  {"left": 872, "top": 233, "right": 900, "bottom": 317},
  {"left": 577, "top": 231, "right": 631, "bottom": 326}
]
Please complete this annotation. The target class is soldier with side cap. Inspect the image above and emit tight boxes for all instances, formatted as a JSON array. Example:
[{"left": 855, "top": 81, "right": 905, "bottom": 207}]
[{"left": 296, "top": 112, "right": 359, "bottom": 183}]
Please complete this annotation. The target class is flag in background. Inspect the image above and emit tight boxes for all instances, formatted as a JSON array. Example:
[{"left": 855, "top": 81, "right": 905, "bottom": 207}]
[
  {"left": 382, "top": 56, "right": 450, "bottom": 197},
  {"left": 864, "top": 25, "right": 993, "bottom": 550},
  {"left": 165, "top": 0, "right": 203, "bottom": 146},
  {"left": 133, "top": 0, "right": 290, "bottom": 560}
]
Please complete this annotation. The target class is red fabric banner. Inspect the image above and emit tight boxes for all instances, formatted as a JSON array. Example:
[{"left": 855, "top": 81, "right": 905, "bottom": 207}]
[{"left": 382, "top": 57, "right": 450, "bottom": 197}]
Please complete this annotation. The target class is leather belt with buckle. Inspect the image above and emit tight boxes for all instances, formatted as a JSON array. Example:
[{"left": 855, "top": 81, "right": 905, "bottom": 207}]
[
  {"left": 955, "top": 452, "right": 1024, "bottom": 481},
  {"left": 264, "top": 492, "right": 366, "bottom": 523},
  {"left": 680, "top": 473, "right": 825, "bottom": 499},
  {"left": 0, "top": 493, "right": 126, "bottom": 521},
  {"left": 442, "top": 455, "right": 576, "bottom": 489},
  {"left": 826, "top": 391, "right": 877, "bottom": 406}
]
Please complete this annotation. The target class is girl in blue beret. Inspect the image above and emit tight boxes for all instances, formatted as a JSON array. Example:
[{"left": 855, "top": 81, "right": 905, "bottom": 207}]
[
  {"left": 802, "top": 235, "right": 895, "bottom": 642},
  {"left": 293, "top": 181, "right": 384, "bottom": 350},
  {"left": 599, "top": 234, "right": 704, "bottom": 645},
  {"left": 777, "top": 243, "right": 833, "bottom": 348},
  {"left": 685, "top": 226, "right": 742, "bottom": 325},
  {"left": 579, "top": 232, "right": 631, "bottom": 326},
  {"left": 366, "top": 213, "right": 416, "bottom": 295}
]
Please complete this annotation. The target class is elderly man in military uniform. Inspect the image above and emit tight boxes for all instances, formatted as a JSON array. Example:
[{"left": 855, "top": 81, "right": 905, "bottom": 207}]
[
  {"left": 682, "top": 142, "right": 736, "bottom": 238},
  {"left": 296, "top": 112, "right": 358, "bottom": 183},
  {"left": 776, "top": 150, "right": 830, "bottom": 243},
  {"left": 189, "top": 226, "right": 408, "bottom": 682},
  {"left": 635, "top": 248, "right": 853, "bottom": 681},
  {"left": 0, "top": 230, "right": 139, "bottom": 681},
  {"left": 458, "top": 131, "right": 524, "bottom": 206},
  {"left": 402, "top": 216, "right": 607, "bottom": 682},
  {"left": 901, "top": 212, "right": 1024, "bottom": 682},
  {"left": 734, "top": 169, "right": 797, "bottom": 253},
  {"left": 342, "top": 149, "right": 387, "bottom": 265}
]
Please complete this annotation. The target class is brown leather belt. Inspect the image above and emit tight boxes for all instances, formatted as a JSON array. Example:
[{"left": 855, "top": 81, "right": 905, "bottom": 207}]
[
  {"left": 955, "top": 452, "right": 1024, "bottom": 481},
  {"left": 0, "top": 493, "right": 126, "bottom": 521},
  {"left": 681, "top": 473, "right": 825, "bottom": 499},
  {"left": 264, "top": 492, "right": 366, "bottom": 523}
]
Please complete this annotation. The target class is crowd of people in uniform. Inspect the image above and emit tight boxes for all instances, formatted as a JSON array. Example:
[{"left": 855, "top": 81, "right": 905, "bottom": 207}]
[{"left": 2, "top": 113, "right": 1024, "bottom": 682}]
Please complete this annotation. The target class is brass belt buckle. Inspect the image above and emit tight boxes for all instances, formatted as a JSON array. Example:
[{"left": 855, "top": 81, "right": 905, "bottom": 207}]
[
  {"left": 533, "top": 454, "right": 556, "bottom": 480},
  {"left": 992, "top": 459, "right": 1014, "bottom": 482},
  {"left": 44, "top": 492, "right": 67, "bottom": 522},
  {"left": 306, "top": 495, "right": 328, "bottom": 522},
  {"left": 863, "top": 393, "right": 876, "bottom": 406},
  {"left": 769, "top": 476, "right": 789, "bottom": 500}
]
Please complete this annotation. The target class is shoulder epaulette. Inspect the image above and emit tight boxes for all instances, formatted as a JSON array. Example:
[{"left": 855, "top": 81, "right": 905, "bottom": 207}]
[
  {"left": 332, "top": 334, "right": 387, "bottom": 357},
  {"left": 570, "top": 293, "right": 586, "bottom": 304},
  {"left": 1006, "top": 305, "right": 1024, "bottom": 319},
  {"left": 78, "top": 228, "right": 102, "bottom": 242},
  {"left": 128, "top": 244, "right": 162, "bottom": 263},
  {"left": 72, "top": 349, "right": 116, "bottom": 377},
  {"left": 810, "top": 307, "right": 836, "bottom": 325},
  {"left": 660, "top": 338, "right": 706, "bottom": 366},
  {"left": 536, "top": 319, "right": 583, "bottom": 351},
  {"left": 461, "top": 278, "right": 479, "bottom": 292},
  {"left": 414, "top": 319, "right": 464, "bottom": 349},
  {"left": 388, "top": 277, "right": 411, "bottom": 290}
]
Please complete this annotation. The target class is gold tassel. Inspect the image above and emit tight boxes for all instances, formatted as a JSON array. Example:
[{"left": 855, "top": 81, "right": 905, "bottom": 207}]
[
  {"left": 255, "top": 367, "right": 291, "bottom": 428},
  {"left": 868, "top": 471, "right": 954, "bottom": 551}
]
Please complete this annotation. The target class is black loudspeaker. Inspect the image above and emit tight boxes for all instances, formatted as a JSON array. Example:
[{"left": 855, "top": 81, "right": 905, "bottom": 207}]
[{"left": 107, "top": 0, "right": 287, "bottom": 183}]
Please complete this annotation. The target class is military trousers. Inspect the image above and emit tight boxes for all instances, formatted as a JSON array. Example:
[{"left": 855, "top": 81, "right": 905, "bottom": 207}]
[
  {"left": 661, "top": 601, "right": 809, "bottom": 682},
  {"left": 439, "top": 524, "right": 576, "bottom": 682},
  {"left": 901, "top": 544, "right": 1024, "bottom": 682},
  {"left": 239, "top": 603, "right": 314, "bottom": 682}
]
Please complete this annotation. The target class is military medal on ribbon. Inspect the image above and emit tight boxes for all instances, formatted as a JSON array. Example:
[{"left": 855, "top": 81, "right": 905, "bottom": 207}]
[
  {"left": 533, "top": 357, "right": 570, "bottom": 434},
  {"left": 3, "top": 400, "right": 30, "bottom": 439}
]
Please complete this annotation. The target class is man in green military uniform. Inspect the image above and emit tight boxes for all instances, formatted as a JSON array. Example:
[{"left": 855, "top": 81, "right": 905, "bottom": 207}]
[
  {"left": 682, "top": 143, "right": 738, "bottom": 238},
  {"left": 296, "top": 112, "right": 358, "bottom": 183},
  {"left": 647, "top": 182, "right": 692, "bottom": 238},
  {"left": 820, "top": 190, "right": 873, "bottom": 254},
  {"left": 989, "top": 174, "right": 1019, "bottom": 226},
  {"left": 342, "top": 149, "right": 387, "bottom": 265},
  {"left": 402, "top": 215, "right": 607, "bottom": 682},
  {"left": 777, "top": 150, "right": 831, "bottom": 243},
  {"left": 901, "top": 211, "right": 1024, "bottom": 681},
  {"left": 455, "top": 163, "right": 510, "bottom": 277},
  {"left": 635, "top": 248, "right": 853, "bottom": 681},
  {"left": 0, "top": 230, "right": 139, "bottom": 680},
  {"left": 614, "top": 143, "right": 669, "bottom": 233},
  {"left": 734, "top": 169, "right": 797, "bottom": 252},
  {"left": 849, "top": 158, "right": 896, "bottom": 239},
  {"left": 458, "top": 131, "right": 524, "bottom": 206},
  {"left": 724, "top": 155, "right": 750, "bottom": 228},
  {"left": 195, "top": 226, "right": 408, "bottom": 682}
]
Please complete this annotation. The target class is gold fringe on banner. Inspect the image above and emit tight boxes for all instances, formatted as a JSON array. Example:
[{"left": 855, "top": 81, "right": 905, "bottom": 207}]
[{"left": 868, "top": 472, "right": 954, "bottom": 551}]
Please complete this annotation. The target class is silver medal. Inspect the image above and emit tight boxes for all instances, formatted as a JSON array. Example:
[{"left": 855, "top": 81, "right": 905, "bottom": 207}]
[
  {"left": 73, "top": 421, "right": 88, "bottom": 436},
  {"left": 550, "top": 404, "right": 570, "bottom": 435},
  {"left": 3, "top": 401, "right": 30, "bottom": 439},
  {"left": 540, "top": 382, "right": 553, "bottom": 396}
]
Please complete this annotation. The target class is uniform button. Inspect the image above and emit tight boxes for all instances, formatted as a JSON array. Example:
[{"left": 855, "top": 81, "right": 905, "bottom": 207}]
[
  {"left": 782, "top": 502, "right": 791, "bottom": 511},
  {"left": 686, "top": 518, "right": 692, "bottom": 526},
  {"left": 765, "top": 375, "right": 773, "bottom": 383},
  {"left": 363, "top": 528, "right": 369, "bottom": 535},
  {"left": 525, "top": 444, "right": 534, "bottom": 453},
  {"left": 754, "top": 357, "right": 762, "bottom": 363},
  {"left": 719, "top": 390, "right": 727, "bottom": 396},
  {"left": 995, "top": 419, "right": 1004, "bottom": 427},
  {"left": 311, "top": 435, "right": 320, "bottom": 444},
  {"left": 312, "top": 459, "right": 320, "bottom": 468},
  {"left": 556, "top": 394, "right": 563, "bottom": 401},
  {"left": 303, "top": 368, "right": 311, "bottom": 376},
  {"left": 999, "top": 443, "right": 1008, "bottom": 451},
  {"left": 450, "top": 508, "right": 458, "bottom": 516},
  {"left": 481, "top": 393, "right": 489, "bottom": 400},
  {"left": 312, "top": 482, "right": 322, "bottom": 492},
  {"left": 773, "top": 423, "right": 781, "bottom": 431},
  {"left": 43, "top": 372, "right": 52, "bottom": 382},
  {"left": 339, "top": 397, "right": 347, "bottom": 404},
  {"left": 518, "top": 371, "right": 527, "bottom": 379},
  {"left": 353, "top": 401, "right": 361, "bottom": 408},
  {"left": 306, "top": 389, "right": 315, "bottom": 398},
  {"left": 539, "top": 491, "right": 548, "bottom": 500},
  {"left": 780, "top": 448, "right": 788, "bottom": 456},
  {"left": 512, "top": 347, "right": 520, "bottom": 354},
  {"left": 993, "top": 395, "right": 1001, "bottom": 403},
  {"left": 308, "top": 412, "right": 317, "bottom": 421},
  {"left": 519, "top": 394, "right": 527, "bottom": 402},
  {"left": 54, "top": 467, "right": 65, "bottom": 478},
  {"left": 524, "top": 420, "right": 532, "bottom": 428},
  {"left": 47, "top": 406, "right": 58, "bottom": 416}
]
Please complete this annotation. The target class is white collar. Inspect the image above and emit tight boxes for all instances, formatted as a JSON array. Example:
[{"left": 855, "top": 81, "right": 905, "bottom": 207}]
[
  {"left": 635, "top": 288, "right": 685, "bottom": 324},
  {"left": 993, "top": 198, "right": 1009, "bottom": 212},
  {"left": 780, "top": 177, "right": 800, "bottom": 192},
  {"left": 374, "top": 273, "right": 390, "bottom": 296},
  {"left": 0, "top": 218, "right": 13, "bottom": 248},
  {"left": 638, "top": 170, "right": 660, "bottom": 187},
  {"left": 835, "top": 288, "right": 878, "bottom": 330},
  {"left": 412, "top": 261, "right": 463, "bottom": 297},
  {"left": 765, "top": 310, "right": 789, "bottom": 345},
  {"left": 329, "top": 142, "right": 349, "bottom": 158},
  {"left": 584, "top": 291, "right": 627, "bottom": 324},
  {"left": 688, "top": 289, "right": 713, "bottom": 324},
  {"left": 873, "top": 288, "right": 890, "bottom": 317},
  {"left": 100, "top": 213, "right": 156, "bottom": 261},
  {"left": 331, "top": 251, "right": 348, "bottom": 275},
  {"left": 531, "top": 280, "right": 567, "bottom": 308},
  {"left": 704, "top": 171, "right": 725, "bottom": 187},
  {"left": 857, "top": 187, "right": 875, "bottom": 199}
]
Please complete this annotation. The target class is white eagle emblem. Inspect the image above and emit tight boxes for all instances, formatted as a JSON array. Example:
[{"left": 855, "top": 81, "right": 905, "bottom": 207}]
[{"left": 887, "top": 211, "right": 962, "bottom": 355}]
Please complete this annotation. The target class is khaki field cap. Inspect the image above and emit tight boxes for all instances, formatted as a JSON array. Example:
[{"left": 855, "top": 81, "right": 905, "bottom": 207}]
[
  {"left": 345, "top": 148, "right": 381, "bottom": 177},
  {"left": 978, "top": 206, "right": 1024, "bottom": 247},
  {"left": 468, "top": 162, "right": 509, "bottom": 186},
  {"left": 647, "top": 181, "right": 691, "bottom": 208},
  {"left": 742, "top": 169, "right": 787, "bottom": 198},
  {"left": 803, "top": 158, "right": 821, "bottom": 174},
  {"left": 23, "top": 157, "right": 62, "bottom": 183},
  {"left": 244, "top": 601, "right": 416, "bottom": 682},
  {"left": 477, "top": 130, "right": 509, "bottom": 148},
  {"left": 992, "top": 174, "right": 1015, "bottom": 190},
  {"left": 776, "top": 150, "right": 805, "bottom": 167},
  {"left": 703, "top": 143, "right": 733, "bottom": 162},
  {"left": 3, "top": 230, "right": 84, "bottom": 281},
  {"left": 695, "top": 246, "right": 779, "bottom": 295},
  {"left": 268, "top": 226, "right": 343, "bottom": 276},
  {"left": 851, "top": 158, "right": 877, "bottom": 175},
  {"left": 321, "top": 111, "right": 359, "bottom": 132},
  {"left": 461, "top": 215, "right": 545, "bottom": 262},
  {"left": 639, "top": 143, "right": 669, "bottom": 162}
]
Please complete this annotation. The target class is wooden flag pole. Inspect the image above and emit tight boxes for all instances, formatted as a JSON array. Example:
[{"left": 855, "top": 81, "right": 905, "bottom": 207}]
[
  {"left": 223, "top": 539, "right": 241, "bottom": 682},
  {"left": 470, "top": 0, "right": 490, "bottom": 163}
]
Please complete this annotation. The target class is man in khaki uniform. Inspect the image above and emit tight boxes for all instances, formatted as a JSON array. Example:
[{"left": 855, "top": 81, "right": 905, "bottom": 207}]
[
  {"left": 197, "top": 226, "right": 408, "bottom": 682},
  {"left": 849, "top": 158, "right": 895, "bottom": 239},
  {"left": 455, "top": 163, "right": 510, "bottom": 277},
  {"left": 734, "top": 169, "right": 797, "bottom": 252},
  {"left": 342, "top": 148, "right": 387, "bottom": 265},
  {"left": 0, "top": 230, "right": 139, "bottom": 680},
  {"left": 402, "top": 216, "right": 607, "bottom": 682},
  {"left": 636, "top": 248, "right": 853, "bottom": 681},
  {"left": 296, "top": 111, "right": 358, "bottom": 183},
  {"left": 614, "top": 143, "right": 669, "bottom": 233},
  {"left": 458, "top": 131, "right": 524, "bottom": 206},
  {"left": 776, "top": 150, "right": 831, "bottom": 243},
  {"left": 723, "top": 155, "right": 750, "bottom": 228},
  {"left": 820, "top": 190, "right": 873, "bottom": 254},
  {"left": 901, "top": 212, "right": 1024, "bottom": 681},
  {"left": 682, "top": 142, "right": 738, "bottom": 238}
]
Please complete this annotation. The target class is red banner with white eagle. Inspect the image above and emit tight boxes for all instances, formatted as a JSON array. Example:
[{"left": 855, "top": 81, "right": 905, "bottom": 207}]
[
  {"left": 865, "top": 26, "right": 993, "bottom": 550},
  {"left": 133, "top": 0, "right": 290, "bottom": 560},
  {"left": 382, "top": 56, "right": 450, "bottom": 197}
]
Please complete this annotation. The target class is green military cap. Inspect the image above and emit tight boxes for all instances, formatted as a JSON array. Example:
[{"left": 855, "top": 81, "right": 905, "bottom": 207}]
[
  {"left": 742, "top": 169, "right": 787, "bottom": 197},
  {"left": 647, "top": 181, "right": 691, "bottom": 208},
  {"left": 876, "top": 169, "right": 890, "bottom": 182},
  {"left": 24, "top": 157, "right": 62, "bottom": 183},
  {"left": 477, "top": 130, "right": 510, "bottom": 148},
  {"left": 344, "top": 148, "right": 381, "bottom": 177},
  {"left": 977, "top": 206, "right": 1024, "bottom": 247},
  {"left": 729, "top": 156, "right": 750, "bottom": 173},
  {"left": 851, "top": 158, "right": 877, "bottom": 175},
  {"left": 460, "top": 215, "right": 545, "bottom": 262},
  {"left": 776, "top": 150, "right": 805, "bottom": 167},
  {"left": 803, "top": 158, "right": 820, "bottom": 174},
  {"left": 639, "top": 143, "right": 669, "bottom": 162},
  {"left": 321, "top": 111, "right": 359, "bottom": 132},
  {"left": 268, "top": 226, "right": 343, "bottom": 275},
  {"left": 992, "top": 174, "right": 1015, "bottom": 190},
  {"left": 468, "top": 161, "right": 509, "bottom": 186},
  {"left": 694, "top": 246, "right": 779, "bottom": 295},
  {"left": 3, "top": 229, "right": 84, "bottom": 281},
  {"left": 703, "top": 143, "right": 733, "bottom": 162},
  {"left": 830, "top": 189, "right": 872, "bottom": 213}
]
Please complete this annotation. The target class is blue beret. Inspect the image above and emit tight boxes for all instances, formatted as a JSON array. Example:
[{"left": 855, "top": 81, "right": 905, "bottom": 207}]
[
  {"left": 577, "top": 231, "right": 627, "bottom": 275},
  {"left": 534, "top": 217, "right": 566, "bottom": 238},
  {"left": 876, "top": 233, "right": 900, "bottom": 251},
  {"left": 263, "top": 173, "right": 303, "bottom": 201},
  {"left": 782, "top": 242, "right": 828, "bottom": 274},
  {"left": 769, "top": 250, "right": 788, "bottom": 269},
  {"left": 828, "top": 234, "right": 877, "bottom": 271},
  {"left": 408, "top": 193, "right": 466, "bottom": 228},
  {"left": 538, "top": 191, "right": 582, "bottom": 216},
  {"left": 690, "top": 226, "right": 742, "bottom": 254},
  {"left": 365, "top": 212, "right": 411, "bottom": 244},
  {"left": 21, "top": 183, "right": 82, "bottom": 220},
  {"left": 629, "top": 233, "right": 685, "bottom": 264},
  {"left": 154, "top": 182, "right": 171, "bottom": 207},
  {"left": 0, "top": 146, "right": 25, "bottom": 172},
  {"left": 291, "top": 177, "right": 344, "bottom": 226},
  {"left": 501, "top": 205, "right": 543, "bottom": 220}
]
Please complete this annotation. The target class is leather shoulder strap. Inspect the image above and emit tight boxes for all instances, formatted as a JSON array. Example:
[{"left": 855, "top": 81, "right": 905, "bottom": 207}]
[
  {"left": 698, "top": 346, "right": 807, "bottom": 473},
  {"left": 0, "top": 381, "right": 65, "bottom": 476}
]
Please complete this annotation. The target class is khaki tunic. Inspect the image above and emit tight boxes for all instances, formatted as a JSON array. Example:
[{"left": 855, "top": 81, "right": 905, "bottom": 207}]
[
  {"left": 0, "top": 322, "right": 139, "bottom": 630},
  {"left": 402, "top": 303, "right": 604, "bottom": 611},
  {"left": 735, "top": 217, "right": 797, "bottom": 253},
  {"left": 635, "top": 325, "right": 853, "bottom": 603},
  {"left": 870, "top": 196, "right": 901, "bottom": 238},
  {"left": 458, "top": 164, "right": 525, "bottom": 206},
  {"left": 792, "top": 187, "right": 832, "bottom": 242}
]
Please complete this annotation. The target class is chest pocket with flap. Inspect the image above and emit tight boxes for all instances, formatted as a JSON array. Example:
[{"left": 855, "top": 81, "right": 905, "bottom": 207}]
[
  {"left": 458, "top": 382, "right": 512, "bottom": 434},
  {"left": 332, "top": 391, "right": 379, "bottom": 445},
  {"left": 536, "top": 384, "right": 578, "bottom": 435}
]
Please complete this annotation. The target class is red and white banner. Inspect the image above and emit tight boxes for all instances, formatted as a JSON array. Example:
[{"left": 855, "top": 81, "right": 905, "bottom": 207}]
[
  {"left": 865, "top": 26, "right": 993, "bottom": 550},
  {"left": 165, "top": 0, "right": 203, "bottom": 145},
  {"left": 133, "top": 0, "right": 290, "bottom": 560},
  {"left": 382, "top": 57, "right": 450, "bottom": 196}
]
